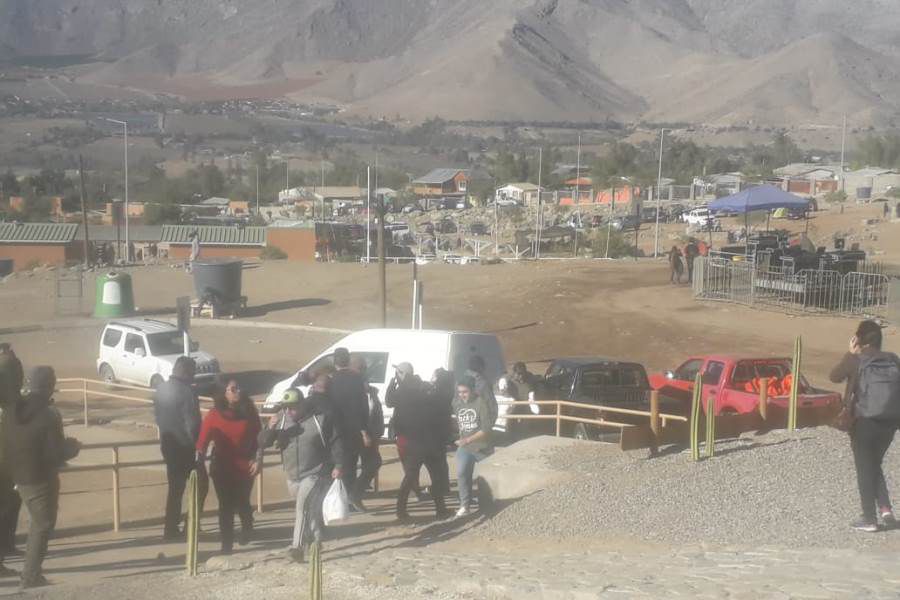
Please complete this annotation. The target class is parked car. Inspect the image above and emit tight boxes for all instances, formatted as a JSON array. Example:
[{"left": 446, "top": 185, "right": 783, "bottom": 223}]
[
  {"left": 648, "top": 355, "right": 840, "bottom": 415},
  {"left": 683, "top": 207, "right": 716, "bottom": 226},
  {"left": 437, "top": 219, "right": 457, "bottom": 234},
  {"left": 263, "top": 329, "right": 508, "bottom": 435},
  {"left": 510, "top": 357, "right": 678, "bottom": 440},
  {"left": 611, "top": 214, "right": 641, "bottom": 231},
  {"left": 97, "top": 319, "right": 220, "bottom": 389},
  {"left": 668, "top": 204, "right": 686, "bottom": 222},
  {"left": 640, "top": 206, "right": 667, "bottom": 223}
]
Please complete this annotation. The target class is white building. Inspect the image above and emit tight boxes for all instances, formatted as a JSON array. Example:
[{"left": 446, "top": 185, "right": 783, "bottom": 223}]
[{"left": 495, "top": 182, "right": 542, "bottom": 206}]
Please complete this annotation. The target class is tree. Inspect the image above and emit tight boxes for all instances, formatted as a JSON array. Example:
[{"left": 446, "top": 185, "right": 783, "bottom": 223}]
[
  {"left": 0, "top": 170, "right": 20, "bottom": 197},
  {"left": 198, "top": 164, "right": 225, "bottom": 198}
]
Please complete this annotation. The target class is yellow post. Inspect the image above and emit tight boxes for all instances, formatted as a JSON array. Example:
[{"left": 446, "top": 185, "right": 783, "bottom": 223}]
[
  {"left": 256, "top": 459, "right": 264, "bottom": 515},
  {"left": 555, "top": 402, "right": 561, "bottom": 437},
  {"left": 650, "top": 391, "right": 660, "bottom": 439},
  {"left": 112, "top": 447, "right": 120, "bottom": 532},
  {"left": 758, "top": 378, "right": 769, "bottom": 421},
  {"left": 83, "top": 379, "right": 89, "bottom": 428},
  {"left": 185, "top": 470, "right": 199, "bottom": 576}
]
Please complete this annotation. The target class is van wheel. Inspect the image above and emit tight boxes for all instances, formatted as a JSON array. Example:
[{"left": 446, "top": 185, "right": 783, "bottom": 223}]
[
  {"left": 150, "top": 375, "right": 164, "bottom": 390},
  {"left": 573, "top": 423, "right": 592, "bottom": 441},
  {"left": 99, "top": 364, "right": 116, "bottom": 386}
]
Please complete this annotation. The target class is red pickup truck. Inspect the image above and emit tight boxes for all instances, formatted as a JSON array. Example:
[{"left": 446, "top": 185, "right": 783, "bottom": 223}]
[{"left": 648, "top": 354, "right": 840, "bottom": 416}]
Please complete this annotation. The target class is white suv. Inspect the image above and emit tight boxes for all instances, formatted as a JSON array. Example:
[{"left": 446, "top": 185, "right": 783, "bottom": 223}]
[
  {"left": 97, "top": 319, "right": 220, "bottom": 389},
  {"left": 683, "top": 207, "right": 721, "bottom": 229}
]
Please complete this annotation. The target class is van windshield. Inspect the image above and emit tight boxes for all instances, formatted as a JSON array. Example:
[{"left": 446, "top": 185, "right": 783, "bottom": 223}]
[{"left": 147, "top": 332, "right": 185, "bottom": 356}]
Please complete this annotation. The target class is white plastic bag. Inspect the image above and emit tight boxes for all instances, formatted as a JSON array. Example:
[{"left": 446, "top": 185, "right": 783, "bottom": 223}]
[{"left": 322, "top": 478, "right": 349, "bottom": 525}]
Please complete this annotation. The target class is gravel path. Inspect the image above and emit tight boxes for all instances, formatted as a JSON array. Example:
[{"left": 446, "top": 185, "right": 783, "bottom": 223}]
[{"left": 475, "top": 427, "right": 900, "bottom": 549}]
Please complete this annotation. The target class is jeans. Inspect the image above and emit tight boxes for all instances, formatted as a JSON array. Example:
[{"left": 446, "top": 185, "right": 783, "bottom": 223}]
[
  {"left": 160, "top": 435, "right": 208, "bottom": 537},
  {"left": 211, "top": 472, "right": 254, "bottom": 553},
  {"left": 455, "top": 446, "right": 483, "bottom": 510},
  {"left": 851, "top": 417, "right": 898, "bottom": 521},
  {"left": 287, "top": 475, "right": 320, "bottom": 550},
  {"left": 356, "top": 443, "right": 382, "bottom": 498},
  {"left": 18, "top": 476, "right": 59, "bottom": 584},
  {"left": 397, "top": 446, "right": 449, "bottom": 516}
]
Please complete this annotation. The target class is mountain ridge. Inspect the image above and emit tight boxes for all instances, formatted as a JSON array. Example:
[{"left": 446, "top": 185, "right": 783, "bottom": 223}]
[{"left": 2, "top": 0, "right": 899, "bottom": 126}]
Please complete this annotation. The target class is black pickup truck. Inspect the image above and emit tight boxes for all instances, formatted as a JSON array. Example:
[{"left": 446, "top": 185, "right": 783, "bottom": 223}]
[{"left": 510, "top": 357, "right": 674, "bottom": 441}]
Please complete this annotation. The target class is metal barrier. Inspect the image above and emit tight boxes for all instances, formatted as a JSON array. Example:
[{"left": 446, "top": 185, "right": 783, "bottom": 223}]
[{"left": 695, "top": 257, "right": 892, "bottom": 318}]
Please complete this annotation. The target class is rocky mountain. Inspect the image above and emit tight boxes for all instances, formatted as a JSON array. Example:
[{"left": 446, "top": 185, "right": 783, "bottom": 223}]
[{"left": 1, "top": 0, "right": 899, "bottom": 126}]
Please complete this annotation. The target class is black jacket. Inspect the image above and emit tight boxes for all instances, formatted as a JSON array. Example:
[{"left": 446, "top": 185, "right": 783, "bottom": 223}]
[
  {"left": 326, "top": 369, "right": 369, "bottom": 435},
  {"left": 2, "top": 393, "right": 79, "bottom": 485}
]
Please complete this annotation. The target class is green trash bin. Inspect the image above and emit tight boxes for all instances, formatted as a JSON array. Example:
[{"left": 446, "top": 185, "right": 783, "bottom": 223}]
[{"left": 93, "top": 272, "right": 136, "bottom": 318}]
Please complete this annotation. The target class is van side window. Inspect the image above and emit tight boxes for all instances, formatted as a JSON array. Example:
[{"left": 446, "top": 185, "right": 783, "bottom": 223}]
[
  {"left": 102, "top": 329, "right": 123, "bottom": 348},
  {"left": 352, "top": 352, "right": 390, "bottom": 384},
  {"left": 124, "top": 333, "right": 146, "bottom": 355}
]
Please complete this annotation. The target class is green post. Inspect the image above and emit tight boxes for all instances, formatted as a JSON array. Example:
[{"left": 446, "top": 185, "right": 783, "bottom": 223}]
[
  {"left": 185, "top": 470, "right": 199, "bottom": 576},
  {"left": 690, "top": 373, "right": 702, "bottom": 461},
  {"left": 309, "top": 540, "right": 323, "bottom": 600},
  {"left": 706, "top": 395, "right": 716, "bottom": 458},
  {"left": 788, "top": 336, "right": 802, "bottom": 431}
]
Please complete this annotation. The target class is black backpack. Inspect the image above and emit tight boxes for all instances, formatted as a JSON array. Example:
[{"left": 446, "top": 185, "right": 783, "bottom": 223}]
[{"left": 856, "top": 352, "right": 900, "bottom": 419}]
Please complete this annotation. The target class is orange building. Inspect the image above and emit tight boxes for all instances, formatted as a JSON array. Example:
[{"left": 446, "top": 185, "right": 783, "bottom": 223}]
[
  {"left": 596, "top": 185, "right": 641, "bottom": 205},
  {"left": 0, "top": 222, "right": 82, "bottom": 271}
]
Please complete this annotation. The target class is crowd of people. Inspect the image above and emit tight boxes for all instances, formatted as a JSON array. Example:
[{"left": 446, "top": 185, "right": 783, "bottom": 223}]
[
  {"left": 0, "top": 315, "right": 897, "bottom": 590},
  {"left": 668, "top": 239, "right": 707, "bottom": 284},
  {"left": 151, "top": 348, "right": 499, "bottom": 562}
]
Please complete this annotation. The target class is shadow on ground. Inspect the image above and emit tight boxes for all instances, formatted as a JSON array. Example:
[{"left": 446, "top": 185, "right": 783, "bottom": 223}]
[{"left": 242, "top": 298, "right": 330, "bottom": 318}]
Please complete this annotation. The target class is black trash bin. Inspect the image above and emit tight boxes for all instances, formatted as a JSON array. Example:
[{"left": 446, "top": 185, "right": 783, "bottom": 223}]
[{"left": 192, "top": 258, "right": 243, "bottom": 305}]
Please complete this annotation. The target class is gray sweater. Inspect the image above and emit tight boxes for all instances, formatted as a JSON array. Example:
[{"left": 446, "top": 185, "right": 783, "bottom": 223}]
[{"left": 258, "top": 408, "right": 344, "bottom": 481}]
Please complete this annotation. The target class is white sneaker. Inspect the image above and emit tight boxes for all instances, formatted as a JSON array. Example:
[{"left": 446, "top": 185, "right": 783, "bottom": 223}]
[{"left": 455, "top": 506, "right": 470, "bottom": 518}]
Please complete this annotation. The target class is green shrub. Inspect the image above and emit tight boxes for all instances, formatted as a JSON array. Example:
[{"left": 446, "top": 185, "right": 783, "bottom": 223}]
[
  {"left": 260, "top": 245, "right": 288, "bottom": 260},
  {"left": 586, "top": 228, "right": 637, "bottom": 259}
]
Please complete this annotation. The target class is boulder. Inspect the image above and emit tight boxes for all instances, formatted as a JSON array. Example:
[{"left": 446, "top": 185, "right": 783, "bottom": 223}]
[{"left": 475, "top": 435, "right": 584, "bottom": 504}]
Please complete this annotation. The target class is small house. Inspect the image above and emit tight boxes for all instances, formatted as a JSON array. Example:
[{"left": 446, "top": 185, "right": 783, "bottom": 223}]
[
  {"left": 412, "top": 169, "right": 469, "bottom": 198},
  {"left": 495, "top": 183, "right": 541, "bottom": 206},
  {"left": 0, "top": 222, "right": 82, "bottom": 271}
]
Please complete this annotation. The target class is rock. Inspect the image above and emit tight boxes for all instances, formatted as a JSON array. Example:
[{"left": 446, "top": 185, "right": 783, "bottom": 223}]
[{"left": 475, "top": 436, "right": 582, "bottom": 502}]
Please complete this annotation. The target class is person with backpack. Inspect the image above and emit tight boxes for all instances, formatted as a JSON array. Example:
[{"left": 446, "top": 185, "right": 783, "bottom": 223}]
[{"left": 829, "top": 320, "right": 900, "bottom": 532}]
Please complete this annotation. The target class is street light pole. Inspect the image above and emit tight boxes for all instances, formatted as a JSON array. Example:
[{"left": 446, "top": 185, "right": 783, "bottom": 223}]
[
  {"left": 255, "top": 165, "right": 260, "bottom": 216},
  {"left": 536, "top": 146, "right": 543, "bottom": 258},
  {"left": 105, "top": 118, "right": 129, "bottom": 263},
  {"left": 654, "top": 128, "right": 667, "bottom": 259}
]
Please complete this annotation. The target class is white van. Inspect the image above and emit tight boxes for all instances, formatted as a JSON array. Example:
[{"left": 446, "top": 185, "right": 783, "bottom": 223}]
[{"left": 263, "top": 329, "right": 509, "bottom": 434}]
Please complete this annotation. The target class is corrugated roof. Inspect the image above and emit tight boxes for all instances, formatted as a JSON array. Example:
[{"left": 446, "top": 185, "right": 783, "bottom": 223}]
[
  {"left": 500, "top": 182, "right": 540, "bottom": 191},
  {"left": 413, "top": 168, "right": 468, "bottom": 185},
  {"left": 75, "top": 225, "right": 162, "bottom": 242},
  {"left": 160, "top": 225, "right": 266, "bottom": 246},
  {"left": 201, "top": 197, "right": 231, "bottom": 206},
  {"left": 0, "top": 222, "right": 78, "bottom": 244}
]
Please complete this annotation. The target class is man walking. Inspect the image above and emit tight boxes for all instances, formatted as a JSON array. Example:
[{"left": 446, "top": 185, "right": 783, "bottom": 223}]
[
  {"left": 830, "top": 320, "right": 900, "bottom": 532},
  {"left": 153, "top": 356, "right": 206, "bottom": 540},
  {"left": 452, "top": 377, "right": 495, "bottom": 517},
  {"left": 326, "top": 348, "right": 369, "bottom": 510},
  {"left": 258, "top": 389, "right": 343, "bottom": 562},
  {"left": 2, "top": 367, "right": 80, "bottom": 590},
  {"left": 0, "top": 344, "right": 23, "bottom": 567},
  {"left": 390, "top": 363, "right": 450, "bottom": 521}
]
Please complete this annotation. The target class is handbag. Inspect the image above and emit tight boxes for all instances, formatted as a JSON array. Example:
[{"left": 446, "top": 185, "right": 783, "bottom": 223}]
[{"left": 832, "top": 403, "right": 855, "bottom": 432}]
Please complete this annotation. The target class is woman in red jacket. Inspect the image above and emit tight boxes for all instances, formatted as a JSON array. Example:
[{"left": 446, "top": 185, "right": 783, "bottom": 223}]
[{"left": 197, "top": 378, "right": 261, "bottom": 554}]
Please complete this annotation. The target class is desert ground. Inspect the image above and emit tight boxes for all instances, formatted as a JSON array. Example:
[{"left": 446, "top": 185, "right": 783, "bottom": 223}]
[{"left": 0, "top": 201, "right": 898, "bottom": 598}]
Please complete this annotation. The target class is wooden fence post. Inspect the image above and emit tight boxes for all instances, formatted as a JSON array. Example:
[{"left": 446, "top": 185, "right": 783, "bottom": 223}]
[
  {"left": 758, "top": 378, "right": 769, "bottom": 421},
  {"left": 555, "top": 402, "right": 561, "bottom": 437},
  {"left": 690, "top": 374, "right": 702, "bottom": 461},
  {"left": 83, "top": 379, "right": 89, "bottom": 428},
  {"left": 650, "top": 391, "right": 660, "bottom": 439},
  {"left": 256, "top": 459, "right": 264, "bottom": 514},
  {"left": 705, "top": 395, "right": 716, "bottom": 458},
  {"left": 788, "top": 336, "right": 802, "bottom": 431},
  {"left": 112, "top": 447, "right": 120, "bottom": 532}
]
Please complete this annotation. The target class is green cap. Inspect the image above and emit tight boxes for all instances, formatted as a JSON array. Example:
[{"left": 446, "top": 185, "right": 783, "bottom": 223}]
[{"left": 281, "top": 388, "right": 303, "bottom": 406}]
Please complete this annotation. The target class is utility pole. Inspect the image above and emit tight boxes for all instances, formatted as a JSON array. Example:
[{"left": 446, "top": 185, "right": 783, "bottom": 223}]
[
  {"left": 377, "top": 193, "right": 387, "bottom": 327},
  {"left": 366, "top": 166, "right": 371, "bottom": 263},
  {"left": 285, "top": 160, "right": 289, "bottom": 192},
  {"left": 255, "top": 164, "right": 260, "bottom": 216},
  {"left": 574, "top": 133, "right": 582, "bottom": 206},
  {"left": 839, "top": 114, "right": 847, "bottom": 193},
  {"left": 536, "top": 146, "right": 543, "bottom": 258},
  {"left": 654, "top": 128, "right": 667, "bottom": 258},
  {"left": 104, "top": 118, "right": 129, "bottom": 262},
  {"left": 78, "top": 155, "right": 90, "bottom": 267}
]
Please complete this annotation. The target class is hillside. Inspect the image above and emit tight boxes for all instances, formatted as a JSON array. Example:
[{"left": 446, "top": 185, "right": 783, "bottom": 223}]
[{"left": 1, "top": 0, "right": 900, "bottom": 126}]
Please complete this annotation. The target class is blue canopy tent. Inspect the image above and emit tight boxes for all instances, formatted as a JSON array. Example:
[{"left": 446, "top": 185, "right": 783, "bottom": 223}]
[{"left": 709, "top": 185, "right": 811, "bottom": 235}]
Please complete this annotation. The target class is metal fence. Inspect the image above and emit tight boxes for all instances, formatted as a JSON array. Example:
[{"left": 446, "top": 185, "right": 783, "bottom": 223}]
[{"left": 694, "top": 256, "right": 891, "bottom": 318}]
